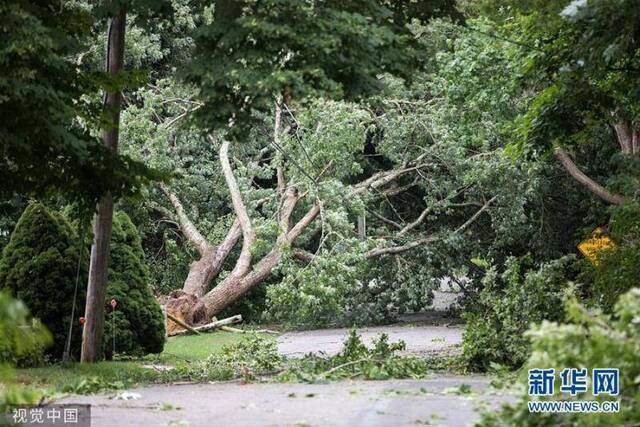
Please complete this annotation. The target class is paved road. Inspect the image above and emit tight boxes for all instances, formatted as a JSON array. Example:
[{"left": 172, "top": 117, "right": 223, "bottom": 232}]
[
  {"left": 60, "top": 315, "right": 484, "bottom": 426},
  {"left": 59, "top": 376, "right": 510, "bottom": 427},
  {"left": 277, "top": 323, "right": 463, "bottom": 358}
]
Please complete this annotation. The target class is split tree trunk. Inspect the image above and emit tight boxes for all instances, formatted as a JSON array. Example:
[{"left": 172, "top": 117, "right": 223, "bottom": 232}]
[
  {"left": 160, "top": 127, "right": 440, "bottom": 326},
  {"left": 81, "top": 9, "right": 126, "bottom": 363}
]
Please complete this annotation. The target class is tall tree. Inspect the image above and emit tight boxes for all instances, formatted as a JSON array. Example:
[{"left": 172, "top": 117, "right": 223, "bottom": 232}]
[
  {"left": 81, "top": 6, "right": 127, "bottom": 363},
  {"left": 158, "top": 0, "right": 463, "bottom": 323},
  {"left": 0, "top": 0, "right": 152, "bottom": 202},
  {"left": 510, "top": 0, "right": 640, "bottom": 204}
]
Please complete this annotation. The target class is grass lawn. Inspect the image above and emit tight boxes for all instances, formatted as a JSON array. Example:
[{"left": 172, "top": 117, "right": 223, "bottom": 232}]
[
  {"left": 12, "top": 331, "right": 275, "bottom": 395},
  {"left": 148, "top": 331, "right": 272, "bottom": 364}
]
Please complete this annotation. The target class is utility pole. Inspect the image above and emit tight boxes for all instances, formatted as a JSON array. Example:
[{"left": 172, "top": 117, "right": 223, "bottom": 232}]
[{"left": 81, "top": 7, "right": 126, "bottom": 363}]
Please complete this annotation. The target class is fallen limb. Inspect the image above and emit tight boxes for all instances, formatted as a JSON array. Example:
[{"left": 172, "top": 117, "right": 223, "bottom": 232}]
[
  {"left": 168, "top": 314, "right": 243, "bottom": 336},
  {"left": 219, "top": 325, "right": 280, "bottom": 335},
  {"left": 320, "top": 358, "right": 372, "bottom": 377},
  {"left": 252, "top": 329, "right": 280, "bottom": 335},
  {"left": 220, "top": 325, "right": 245, "bottom": 333},
  {"left": 166, "top": 312, "right": 201, "bottom": 335}
]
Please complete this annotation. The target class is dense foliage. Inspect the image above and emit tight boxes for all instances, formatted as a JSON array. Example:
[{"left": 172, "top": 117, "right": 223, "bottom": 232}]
[
  {"left": 179, "top": 330, "right": 430, "bottom": 383},
  {"left": 0, "top": 203, "right": 86, "bottom": 359},
  {"left": 0, "top": 0, "right": 157, "bottom": 202},
  {"left": 103, "top": 211, "right": 165, "bottom": 358},
  {"left": 0, "top": 291, "right": 51, "bottom": 367},
  {"left": 462, "top": 255, "right": 578, "bottom": 370},
  {"left": 580, "top": 203, "right": 640, "bottom": 312},
  {"left": 184, "top": 0, "right": 460, "bottom": 135},
  {"left": 0, "top": 292, "right": 50, "bottom": 410},
  {"left": 1, "top": 0, "right": 639, "bottom": 391},
  {"left": 0, "top": 204, "right": 164, "bottom": 361},
  {"left": 479, "top": 289, "right": 640, "bottom": 426}
]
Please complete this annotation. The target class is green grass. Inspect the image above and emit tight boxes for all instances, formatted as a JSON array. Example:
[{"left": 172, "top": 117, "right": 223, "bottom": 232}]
[
  {"left": 146, "top": 331, "right": 273, "bottom": 364},
  {"left": 15, "top": 361, "right": 161, "bottom": 394},
  {"left": 12, "top": 331, "right": 275, "bottom": 395}
]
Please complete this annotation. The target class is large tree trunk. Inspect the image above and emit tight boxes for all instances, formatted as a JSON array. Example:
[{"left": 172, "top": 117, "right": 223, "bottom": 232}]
[
  {"left": 81, "top": 9, "right": 126, "bottom": 363},
  {"left": 182, "top": 221, "right": 242, "bottom": 297},
  {"left": 200, "top": 250, "right": 284, "bottom": 318},
  {"left": 160, "top": 127, "right": 432, "bottom": 326}
]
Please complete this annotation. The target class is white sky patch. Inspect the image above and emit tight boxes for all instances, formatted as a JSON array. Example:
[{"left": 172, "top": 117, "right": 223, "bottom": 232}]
[{"left": 560, "top": 0, "right": 588, "bottom": 20}]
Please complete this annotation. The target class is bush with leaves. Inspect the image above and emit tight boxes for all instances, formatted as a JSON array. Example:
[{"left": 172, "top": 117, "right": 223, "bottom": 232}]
[
  {"left": 0, "top": 203, "right": 86, "bottom": 359},
  {"left": 580, "top": 203, "right": 640, "bottom": 313},
  {"left": 478, "top": 288, "right": 640, "bottom": 426},
  {"left": 179, "top": 334, "right": 284, "bottom": 382},
  {"left": 462, "top": 255, "right": 579, "bottom": 371},
  {"left": 103, "top": 211, "right": 166, "bottom": 358},
  {"left": 0, "top": 291, "right": 51, "bottom": 367},
  {"left": 0, "top": 203, "right": 165, "bottom": 361},
  {"left": 0, "top": 291, "right": 51, "bottom": 411},
  {"left": 279, "top": 330, "right": 429, "bottom": 382}
]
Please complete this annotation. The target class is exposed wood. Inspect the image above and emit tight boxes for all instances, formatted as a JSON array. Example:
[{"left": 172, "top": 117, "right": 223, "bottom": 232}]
[
  {"left": 215, "top": 137, "right": 256, "bottom": 277},
  {"left": 159, "top": 182, "right": 243, "bottom": 297},
  {"left": 178, "top": 148, "right": 444, "bottom": 317},
  {"left": 159, "top": 183, "right": 211, "bottom": 256},
  {"left": 199, "top": 188, "right": 310, "bottom": 318},
  {"left": 613, "top": 121, "right": 633, "bottom": 154},
  {"left": 219, "top": 325, "right": 279, "bottom": 334},
  {"left": 81, "top": 8, "right": 126, "bottom": 363},
  {"left": 274, "top": 100, "right": 285, "bottom": 198},
  {"left": 397, "top": 206, "right": 430, "bottom": 237},
  {"left": 220, "top": 325, "right": 245, "bottom": 333},
  {"left": 370, "top": 210, "right": 403, "bottom": 229},
  {"left": 167, "top": 315, "right": 243, "bottom": 336},
  {"left": 351, "top": 162, "right": 425, "bottom": 196},
  {"left": 166, "top": 312, "right": 201, "bottom": 335},
  {"left": 554, "top": 147, "right": 627, "bottom": 205},
  {"left": 279, "top": 187, "right": 298, "bottom": 234},
  {"left": 292, "top": 248, "right": 315, "bottom": 263},
  {"left": 357, "top": 214, "right": 366, "bottom": 239},
  {"left": 365, "top": 235, "right": 439, "bottom": 258},
  {"left": 286, "top": 204, "right": 320, "bottom": 242},
  {"left": 184, "top": 220, "right": 242, "bottom": 297}
]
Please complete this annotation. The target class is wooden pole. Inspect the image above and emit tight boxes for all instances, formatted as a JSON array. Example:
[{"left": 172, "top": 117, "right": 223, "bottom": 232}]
[{"left": 81, "top": 8, "right": 126, "bottom": 363}]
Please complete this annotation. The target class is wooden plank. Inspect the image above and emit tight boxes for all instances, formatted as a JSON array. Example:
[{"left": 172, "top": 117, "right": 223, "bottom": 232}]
[
  {"left": 168, "top": 314, "right": 243, "bottom": 336},
  {"left": 166, "top": 312, "right": 201, "bottom": 335}
]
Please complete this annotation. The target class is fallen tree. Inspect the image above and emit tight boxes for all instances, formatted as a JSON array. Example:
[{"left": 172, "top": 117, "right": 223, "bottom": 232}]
[{"left": 158, "top": 105, "right": 498, "bottom": 326}]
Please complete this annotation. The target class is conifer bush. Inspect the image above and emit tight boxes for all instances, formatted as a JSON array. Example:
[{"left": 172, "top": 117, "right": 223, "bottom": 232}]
[
  {"left": 0, "top": 203, "right": 86, "bottom": 359},
  {"left": 103, "top": 212, "right": 165, "bottom": 358},
  {"left": 0, "top": 204, "right": 165, "bottom": 361}
]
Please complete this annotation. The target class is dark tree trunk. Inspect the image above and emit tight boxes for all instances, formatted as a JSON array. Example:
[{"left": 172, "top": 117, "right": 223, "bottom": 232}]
[{"left": 81, "top": 8, "right": 126, "bottom": 363}]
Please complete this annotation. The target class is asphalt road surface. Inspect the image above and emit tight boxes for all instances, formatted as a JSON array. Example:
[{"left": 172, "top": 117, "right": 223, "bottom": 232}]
[
  {"left": 59, "top": 376, "right": 511, "bottom": 427},
  {"left": 60, "top": 315, "right": 506, "bottom": 426},
  {"left": 277, "top": 323, "right": 463, "bottom": 358}
]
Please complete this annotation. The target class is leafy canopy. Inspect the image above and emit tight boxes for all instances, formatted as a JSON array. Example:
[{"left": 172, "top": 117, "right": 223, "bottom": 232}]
[
  {"left": 184, "top": 0, "right": 460, "bottom": 136},
  {"left": 0, "top": 0, "right": 158, "bottom": 202}
]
